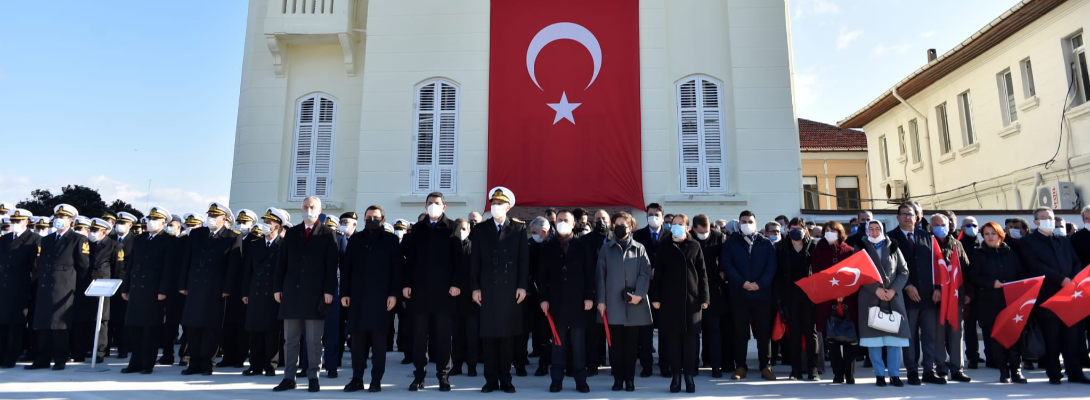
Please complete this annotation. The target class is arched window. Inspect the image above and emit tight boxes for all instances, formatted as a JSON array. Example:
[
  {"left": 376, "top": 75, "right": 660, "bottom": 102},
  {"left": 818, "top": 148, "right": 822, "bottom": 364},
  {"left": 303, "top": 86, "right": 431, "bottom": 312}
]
[
  {"left": 290, "top": 93, "right": 336, "bottom": 200},
  {"left": 412, "top": 79, "right": 459, "bottom": 194},
  {"left": 676, "top": 76, "right": 728, "bottom": 193}
]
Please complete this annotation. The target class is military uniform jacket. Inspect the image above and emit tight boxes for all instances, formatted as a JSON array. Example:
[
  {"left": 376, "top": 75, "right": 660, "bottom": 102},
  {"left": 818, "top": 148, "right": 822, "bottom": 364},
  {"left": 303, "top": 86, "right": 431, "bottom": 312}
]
[
  {"left": 121, "top": 233, "right": 177, "bottom": 327},
  {"left": 242, "top": 236, "right": 282, "bottom": 332},
  {"left": 402, "top": 216, "right": 464, "bottom": 315},
  {"left": 226, "top": 233, "right": 264, "bottom": 325},
  {"left": 34, "top": 229, "right": 90, "bottom": 330},
  {"left": 0, "top": 231, "right": 40, "bottom": 325},
  {"left": 275, "top": 223, "right": 338, "bottom": 320},
  {"left": 537, "top": 234, "right": 596, "bottom": 329},
  {"left": 179, "top": 226, "right": 241, "bottom": 328},
  {"left": 470, "top": 218, "right": 530, "bottom": 338},
  {"left": 75, "top": 239, "right": 120, "bottom": 322},
  {"left": 340, "top": 230, "right": 402, "bottom": 333}
]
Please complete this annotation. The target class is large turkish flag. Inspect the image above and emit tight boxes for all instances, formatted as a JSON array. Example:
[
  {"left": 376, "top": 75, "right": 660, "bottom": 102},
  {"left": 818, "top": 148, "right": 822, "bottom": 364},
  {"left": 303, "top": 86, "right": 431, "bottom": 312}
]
[
  {"left": 487, "top": 0, "right": 643, "bottom": 209},
  {"left": 1041, "top": 264, "right": 1090, "bottom": 327},
  {"left": 991, "top": 276, "right": 1044, "bottom": 349},
  {"left": 795, "top": 250, "right": 883, "bottom": 304}
]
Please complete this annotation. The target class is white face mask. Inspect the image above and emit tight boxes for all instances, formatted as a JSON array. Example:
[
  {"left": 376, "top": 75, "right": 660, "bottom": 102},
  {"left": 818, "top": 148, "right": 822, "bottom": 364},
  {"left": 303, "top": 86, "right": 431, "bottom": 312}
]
[
  {"left": 868, "top": 234, "right": 886, "bottom": 244},
  {"left": 696, "top": 232, "right": 709, "bottom": 240},
  {"left": 491, "top": 204, "right": 508, "bottom": 220},
  {"left": 1054, "top": 227, "right": 1067, "bottom": 237},
  {"left": 824, "top": 231, "right": 839, "bottom": 243},
  {"left": 395, "top": 230, "right": 405, "bottom": 240},
  {"left": 647, "top": 216, "right": 663, "bottom": 229},
  {"left": 1009, "top": 228, "right": 1022, "bottom": 239},
  {"left": 556, "top": 221, "right": 573, "bottom": 236},
  {"left": 458, "top": 229, "right": 469, "bottom": 241},
  {"left": 338, "top": 225, "right": 348, "bottom": 234},
  {"left": 165, "top": 226, "right": 178, "bottom": 236},
  {"left": 303, "top": 210, "right": 320, "bottom": 224},
  {"left": 38, "top": 230, "right": 49, "bottom": 237},
  {"left": 427, "top": 204, "right": 444, "bottom": 219},
  {"left": 89, "top": 232, "right": 103, "bottom": 242},
  {"left": 531, "top": 233, "right": 544, "bottom": 243},
  {"left": 114, "top": 224, "right": 126, "bottom": 234},
  {"left": 740, "top": 223, "right": 757, "bottom": 236},
  {"left": 206, "top": 216, "right": 219, "bottom": 229},
  {"left": 236, "top": 222, "right": 252, "bottom": 234},
  {"left": 12, "top": 224, "right": 26, "bottom": 235},
  {"left": 1037, "top": 219, "right": 1056, "bottom": 233},
  {"left": 147, "top": 219, "right": 164, "bottom": 233}
]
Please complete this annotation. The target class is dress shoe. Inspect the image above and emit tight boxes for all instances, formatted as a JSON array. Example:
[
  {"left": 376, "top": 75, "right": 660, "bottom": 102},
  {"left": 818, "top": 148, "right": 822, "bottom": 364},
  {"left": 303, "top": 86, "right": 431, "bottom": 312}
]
[
  {"left": 307, "top": 378, "right": 320, "bottom": 392},
  {"left": 1049, "top": 377, "right": 1063, "bottom": 385},
  {"left": 731, "top": 367, "right": 747, "bottom": 380},
  {"left": 640, "top": 368, "right": 653, "bottom": 378},
  {"left": 788, "top": 372, "right": 801, "bottom": 381},
  {"left": 1011, "top": 373, "right": 1028, "bottom": 384},
  {"left": 18, "top": 355, "right": 35, "bottom": 362},
  {"left": 576, "top": 381, "right": 590, "bottom": 393},
  {"left": 1000, "top": 377, "right": 1012, "bottom": 384},
  {"left": 875, "top": 376, "right": 886, "bottom": 387},
  {"left": 480, "top": 384, "right": 494, "bottom": 393},
  {"left": 343, "top": 378, "right": 364, "bottom": 392},
  {"left": 950, "top": 372, "right": 971, "bottom": 382},
  {"left": 967, "top": 360, "right": 979, "bottom": 369},
  {"left": 515, "top": 366, "right": 527, "bottom": 376},
  {"left": 273, "top": 380, "right": 297, "bottom": 392},
  {"left": 1023, "top": 361, "right": 1035, "bottom": 370},
  {"left": 534, "top": 365, "right": 549, "bottom": 376},
  {"left": 158, "top": 356, "right": 174, "bottom": 365},
  {"left": 449, "top": 366, "right": 463, "bottom": 376},
  {"left": 439, "top": 377, "right": 451, "bottom": 391},
  {"left": 890, "top": 377, "right": 904, "bottom": 387},
  {"left": 201, "top": 371, "right": 213, "bottom": 376},
  {"left": 327, "top": 369, "right": 338, "bottom": 379},
  {"left": 711, "top": 367, "right": 723, "bottom": 378},
  {"left": 670, "top": 374, "right": 681, "bottom": 393},
  {"left": 467, "top": 365, "right": 478, "bottom": 377},
  {"left": 120, "top": 367, "right": 141, "bottom": 374},
  {"left": 296, "top": 371, "right": 307, "bottom": 378},
  {"left": 922, "top": 373, "right": 947, "bottom": 385},
  {"left": 624, "top": 379, "right": 635, "bottom": 392},
  {"left": 907, "top": 371, "right": 921, "bottom": 385},
  {"left": 24, "top": 363, "right": 50, "bottom": 370},
  {"left": 684, "top": 375, "right": 695, "bottom": 393},
  {"left": 141, "top": 369, "right": 153, "bottom": 375},
  {"left": 549, "top": 381, "right": 562, "bottom": 393},
  {"left": 760, "top": 367, "right": 777, "bottom": 381},
  {"left": 52, "top": 364, "right": 65, "bottom": 371},
  {"left": 808, "top": 374, "right": 820, "bottom": 381},
  {"left": 180, "top": 368, "right": 200, "bottom": 376},
  {"left": 846, "top": 374, "right": 856, "bottom": 385},
  {"left": 660, "top": 367, "right": 672, "bottom": 378},
  {"left": 369, "top": 381, "right": 382, "bottom": 392},
  {"left": 833, "top": 374, "right": 844, "bottom": 384},
  {"left": 501, "top": 383, "right": 516, "bottom": 393},
  {"left": 264, "top": 367, "right": 277, "bottom": 377},
  {"left": 409, "top": 377, "right": 424, "bottom": 391},
  {"left": 612, "top": 379, "right": 623, "bottom": 391}
]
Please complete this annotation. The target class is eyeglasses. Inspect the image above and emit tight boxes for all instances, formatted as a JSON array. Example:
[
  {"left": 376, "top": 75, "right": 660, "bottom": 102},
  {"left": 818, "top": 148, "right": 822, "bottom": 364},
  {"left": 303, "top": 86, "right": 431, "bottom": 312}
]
[
  {"left": 963, "top": 224, "right": 977, "bottom": 228},
  {"left": 897, "top": 213, "right": 914, "bottom": 218}
]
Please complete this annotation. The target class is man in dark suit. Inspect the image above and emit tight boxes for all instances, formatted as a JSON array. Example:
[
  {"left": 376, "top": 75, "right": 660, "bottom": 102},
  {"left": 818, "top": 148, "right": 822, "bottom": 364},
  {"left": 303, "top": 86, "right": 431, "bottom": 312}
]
[
  {"left": 581, "top": 209, "right": 612, "bottom": 375},
  {"left": 692, "top": 214, "right": 730, "bottom": 378},
  {"left": 241, "top": 209, "right": 289, "bottom": 378},
  {"left": 1021, "top": 207, "right": 1090, "bottom": 385},
  {"left": 0, "top": 208, "right": 40, "bottom": 368},
  {"left": 27, "top": 204, "right": 89, "bottom": 371},
  {"left": 178, "top": 202, "right": 241, "bottom": 376},
  {"left": 219, "top": 209, "right": 260, "bottom": 369},
  {"left": 72, "top": 218, "right": 120, "bottom": 364},
  {"left": 722, "top": 210, "right": 778, "bottom": 381},
  {"left": 272, "top": 197, "right": 338, "bottom": 393},
  {"left": 886, "top": 203, "right": 939, "bottom": 385},
  {"left": 845, "top": 210, "right": 872, "bottom": 249},
  {"left": 119, "top": 206, "right": 177, "bottom": 374},
  {"left": 108, "top": 211, "right": 138, "bottom": 359},
  {"left": 632, "top": 202, "right": 667, "bottom": 377},
  {"left": 538, "top": 210, "right": 595, "bottom": 393},
  {"left": 470, "top": 187, "right": 530, "bottom": 393}
]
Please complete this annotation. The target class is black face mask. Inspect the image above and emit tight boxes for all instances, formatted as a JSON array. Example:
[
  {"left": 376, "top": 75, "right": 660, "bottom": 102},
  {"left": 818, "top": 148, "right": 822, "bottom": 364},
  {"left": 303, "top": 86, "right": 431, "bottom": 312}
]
[
  {"left": 469, "top": 221, "right": 478, "bottom": 229},
  {"left": 613, "top": 225, "right": 629, "bottom": 240},
  {"left": 575, "top": 222, "right": 587, "bottom": 233},
  {"left": 594, "top": 220, "right": 609, "bottom": 233},
  {"left": 365, "top": 219, "right": 382, "bottom": 230}
]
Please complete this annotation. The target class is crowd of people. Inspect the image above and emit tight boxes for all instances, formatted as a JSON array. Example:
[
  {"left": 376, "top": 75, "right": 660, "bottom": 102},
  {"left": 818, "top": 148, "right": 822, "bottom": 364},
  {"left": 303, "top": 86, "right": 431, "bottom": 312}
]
[{"left": 1, "top": 190, "right": 1089, "bottom": 394}]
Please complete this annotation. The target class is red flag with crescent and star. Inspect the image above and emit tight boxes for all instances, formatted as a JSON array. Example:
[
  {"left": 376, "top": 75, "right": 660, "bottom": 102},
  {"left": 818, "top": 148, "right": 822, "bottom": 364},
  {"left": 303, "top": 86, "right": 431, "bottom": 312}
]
[
  {"left": 932, "top": 237, "right": 963, "bottom": 330},
  {"left": 795, "top": 250, "right": 883, "bottom": 304},
  {"left": 487, "top": 0, "right": 643, "bottom": 208},
  {"left": 1041, "top": 264, "right": 1090, "bottom": 327},
  {"left": 991, "top": 276, "right": 1045, "bottom": 349}
]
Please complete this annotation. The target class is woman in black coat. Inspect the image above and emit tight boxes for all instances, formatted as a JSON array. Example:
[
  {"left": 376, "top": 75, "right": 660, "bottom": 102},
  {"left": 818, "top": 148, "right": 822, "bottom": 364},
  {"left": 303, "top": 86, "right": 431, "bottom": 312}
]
[
  {"left": 340, "top": 208, "right": 402, "bottom": 392},
  {"left": 651, "top": 214, "right": 709, "bottom": 393},
  {"left": 241, "top": 222, "right": 283, "bottom": 377},
  {"left": 776, "top": 217, "right": 819, "bottom": 381},
  {"left": 969, "top": 222, "right": 1027, "bottom": 384}
]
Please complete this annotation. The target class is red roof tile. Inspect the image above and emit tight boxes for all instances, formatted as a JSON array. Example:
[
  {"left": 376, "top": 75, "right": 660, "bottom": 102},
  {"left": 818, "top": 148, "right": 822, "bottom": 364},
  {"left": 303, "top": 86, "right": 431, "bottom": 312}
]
[{"left": 798, "top": 118, "right": 867, "bottom": 150}]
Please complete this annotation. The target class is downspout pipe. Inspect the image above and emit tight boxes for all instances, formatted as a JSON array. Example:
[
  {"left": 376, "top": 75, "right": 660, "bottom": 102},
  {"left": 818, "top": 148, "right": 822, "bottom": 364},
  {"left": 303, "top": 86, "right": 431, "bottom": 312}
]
[{"left": 891, "top": 86, "right": 938, "bottom": 208}]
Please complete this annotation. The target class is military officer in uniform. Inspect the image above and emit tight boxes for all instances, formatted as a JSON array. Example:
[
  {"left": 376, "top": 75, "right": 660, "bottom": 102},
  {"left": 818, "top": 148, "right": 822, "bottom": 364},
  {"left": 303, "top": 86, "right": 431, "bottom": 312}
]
[
  {"left": 133, "top": 218, "right": 147, "bottom": 236},
  {"left": 0, "top": 209, "right": 40, "bottom": 368},
  {"left": 101, "top": 212, "right": 117, "bottom": 227},
  {"left": 179, "top": 202, "right": 241, "bottom": 376},
  {"left": 470, "top": 187, "right": 530, "bottom": 393},
  {"left": 0, "top": 217, "right": 10, "bottom": 236},
  {"left": 220, "top": 209, "right": 259, "bottom": 368},
  {"left": 108, "top": 211, "right": 137, "bottom": 360},
  {"left": 242, "top": 208, "right": 288, "bottom": 377},
  {"left": 73, "top": 218, "right": 122, "bottom": 364},
  {"left": 26, "top": 204, "right": 89, "bottom": 371},
  {"left": 119, "top": 206, "right": 176, "bottom": 374},
  {"left": 170, "top": 212, "right": 205, "bottom": 367},
  {"left": 34, "top": 217, "right": 51, "bottom": 236}
]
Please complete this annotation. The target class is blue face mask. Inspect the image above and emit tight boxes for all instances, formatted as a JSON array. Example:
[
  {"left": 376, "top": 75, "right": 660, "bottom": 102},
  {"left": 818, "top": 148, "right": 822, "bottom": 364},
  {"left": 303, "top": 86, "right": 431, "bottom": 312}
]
[
  {"left": 850, "top": 226, "right": 859, "bottom": 235},
  {"left": 932, "top": 226, "right": 949, "bottom": 239},
  {"left": 670, "top": 224, "right": 686, "bottom": 239},
  {"left": 789, "top": 229, "right": 804, "bottom": 241},
  {"left": 663, "top": 223, "right": 673, "bottom": 231},
  {"left": 962, "top": 226, "right": 977, "bottom": 237},
  {"left": 768, "top": 234, "right": 780, "bottom": 243}
]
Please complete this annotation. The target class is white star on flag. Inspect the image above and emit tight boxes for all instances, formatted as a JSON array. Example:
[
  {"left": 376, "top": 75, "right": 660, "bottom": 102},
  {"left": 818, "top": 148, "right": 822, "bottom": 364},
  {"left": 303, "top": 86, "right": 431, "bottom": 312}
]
[
  {"left": 547, "top": 92, "right": 581, "bottom": 125},
  {"left": 1074, "top": 290, "right": 1083, "bottom": 298},
  {"left": 954, "top": 289, "right": 959, "bottom": 298},
  {"left": 830, "top": 278, "right": 840, "bottom": 286},
  {"left": 1013, "top": 314, "right": 1024, "bottom": 323}
]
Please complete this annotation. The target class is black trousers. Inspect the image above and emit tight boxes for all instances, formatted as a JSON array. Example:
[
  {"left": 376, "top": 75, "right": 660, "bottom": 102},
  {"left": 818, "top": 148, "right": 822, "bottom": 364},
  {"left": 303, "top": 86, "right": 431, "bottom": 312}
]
[
  {"left": 986, "top": 334, "right": 1022, "bottom": 377},
  {"left": 665, "top": 328, "right": 699, "bottom": 375},
  {"left": 1040, "top": 317, "right": 1086, "bottom": 380},
  {"left": 732, "top": 298, "right": 773, "bottom": 370},
  {"left": 827, "top": 342, "right": 857, "bottom": 378},
  {"left": 700, "top": 315, "right": 723, "bottom": 369},
  {"left": 185, "top": 327, "right": 220, "bottom": 373},
  {"left": 248, "top": 329, "right": 281, "bottom": 370},
  {"left": 161, "top": 294, "right": 184, "bottom": 359},
  {"left": 638, "top": 324, "right": 656, "bottom": 371},
  {"left": 720, "top": 310, "right": 737, "bottom": 370},
  {"left": 0, "top": 322, "right": 26, "bottom": 366},
  {"left": 127, "top": 325, "right": 162, "bottom": 371},
  {"left": 71, "top": 320, "right": 101, "bottom": 360},
  {"left": 483, "top": 336, "right": 514, "bottom": 385},
  {"left": 412, "top": 313, "right": 451, "bottom": 378},
  {"left": 551, "top": 327, "right": 586, "bottom": 381},
  {"left": 34, "top": 329, "right": 69, "bottom": 366},
  {"left": 350, "top": 331, "right": 388, "bottom": 381},
  {"left": 108, "top": 295, "right": 127, "bottom": 356},
  {"left": 396, "top": 304, "right": 413, "bottom": 358},
  {"left": 585, "top": 311, "right": 604, "bottom": 369},
  {"left": 452, "top": 314, "right": 480, "bottom": 368},
  {"left": 608, "top": 325, "right": 639, "bottom": 380},
  {"left": 787, "top": 302, "right": 819, "bottom": 375}
]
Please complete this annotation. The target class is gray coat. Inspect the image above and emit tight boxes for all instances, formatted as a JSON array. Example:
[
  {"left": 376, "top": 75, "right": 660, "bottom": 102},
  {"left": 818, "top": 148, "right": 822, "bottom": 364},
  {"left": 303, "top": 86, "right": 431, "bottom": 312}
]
[
  {"left": 596, "top": 238, "right": 652, "bottom": 327},
  {"left": 857, "top": 238, "right": 910, "bottom": 340}
]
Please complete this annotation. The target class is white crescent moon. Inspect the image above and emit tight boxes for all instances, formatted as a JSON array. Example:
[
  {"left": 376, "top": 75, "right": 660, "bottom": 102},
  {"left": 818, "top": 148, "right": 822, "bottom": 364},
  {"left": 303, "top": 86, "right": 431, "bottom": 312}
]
[
  {"left": 837, "top": 267, "right": 862, "bottom": 287},
  {"left": 1018, "top": 299, "right": 1036, "bottom": 311},
  {"left": 1077, "top": 277, "right": 1090, "bottom": 289},
  {"left": 526, "top": 22, "right": 602, "bottom": 91}
]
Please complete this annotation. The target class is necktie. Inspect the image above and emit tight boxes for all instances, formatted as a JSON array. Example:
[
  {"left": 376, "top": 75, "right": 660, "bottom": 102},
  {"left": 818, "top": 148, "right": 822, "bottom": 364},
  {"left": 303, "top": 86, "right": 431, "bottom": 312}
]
[
  {"left": 497, "top": 223, "right": 502, "bottom": 232},
  {"left": 652, "top": 232, "right": 658, "bottom": 242},
  {"left": 907, "top": 232, "right": 914, "bottom": 249}
]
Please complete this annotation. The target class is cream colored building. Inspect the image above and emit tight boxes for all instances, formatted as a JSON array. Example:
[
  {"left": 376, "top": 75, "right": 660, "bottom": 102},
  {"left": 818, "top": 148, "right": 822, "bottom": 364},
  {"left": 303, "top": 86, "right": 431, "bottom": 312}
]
[
  {"left": 797, "top": 119, "right": 872, "bottom": 211},
  {"left": 229, "top": 0, "right": 802, "bottom": 222},
  {"left": 840, "top": 0, "right": 1090, "bottom": 212}
]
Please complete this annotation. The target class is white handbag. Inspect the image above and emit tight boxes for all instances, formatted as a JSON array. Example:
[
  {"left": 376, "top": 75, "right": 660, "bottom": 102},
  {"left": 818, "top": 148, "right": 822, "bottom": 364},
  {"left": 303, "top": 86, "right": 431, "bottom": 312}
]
[{"left": 868, "top": 305, "right": 903, "bottom": 334}]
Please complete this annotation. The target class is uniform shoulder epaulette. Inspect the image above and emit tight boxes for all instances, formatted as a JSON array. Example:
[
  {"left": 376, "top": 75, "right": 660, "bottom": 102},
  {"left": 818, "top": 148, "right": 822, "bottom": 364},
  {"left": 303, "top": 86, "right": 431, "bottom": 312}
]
[
  {"left": 231, "top": 229, "right": 240, "bottom": 234},
  {"left": 511, "top": 218, "right": 524, "bottom": 224}
]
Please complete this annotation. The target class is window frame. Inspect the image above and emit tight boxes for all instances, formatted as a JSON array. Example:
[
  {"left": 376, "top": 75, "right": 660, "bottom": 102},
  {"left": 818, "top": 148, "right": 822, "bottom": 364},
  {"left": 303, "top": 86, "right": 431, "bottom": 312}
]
[
  {"left": 802, "top": 176, "right": 820, "bottom": 210},
  {"left": 411, "top": 79, "right": 461, "bottom": 195},
  {"left": 935, "top": 103, "right": 952, "bottom": 154},
  {"left": 1020, "top": 58, "right": 1036, "bottom": 98},
  {"left": 878, "top": 135, "right": 890, "bottom": 178},
  {"left": 675, "top": 75, "right": 729, "bottom": 194},
  {"left": 956, "top": 91, "right": 976, "bottom": 146},
  {"left": 834, "top": 176, "right": 861, "bottom": 210},
  {"left": 909, "top": 119, "right": 922, "bottom": 163},
  {"left": 997, "top": 69, "right": 1018, "bottom": 126},
  {"left": 288, "top": 92, "right": 338, "bottom": 201},
  {"left": 1070, "top": 33, "right": 1089, "bottom": 105}
]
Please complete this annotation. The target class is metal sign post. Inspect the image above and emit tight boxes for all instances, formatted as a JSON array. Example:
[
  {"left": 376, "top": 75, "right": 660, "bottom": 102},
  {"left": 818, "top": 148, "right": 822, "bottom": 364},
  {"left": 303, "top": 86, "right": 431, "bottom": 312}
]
[{"left": 77, "top": 279, "right": 122, "bottom": 372}]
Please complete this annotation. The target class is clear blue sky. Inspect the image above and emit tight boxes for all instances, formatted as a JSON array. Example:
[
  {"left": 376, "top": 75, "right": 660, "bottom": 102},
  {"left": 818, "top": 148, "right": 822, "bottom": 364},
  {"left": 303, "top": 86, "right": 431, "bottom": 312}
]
[{"left": 0, "top": 0, "right": 1021, "bottom": 214}]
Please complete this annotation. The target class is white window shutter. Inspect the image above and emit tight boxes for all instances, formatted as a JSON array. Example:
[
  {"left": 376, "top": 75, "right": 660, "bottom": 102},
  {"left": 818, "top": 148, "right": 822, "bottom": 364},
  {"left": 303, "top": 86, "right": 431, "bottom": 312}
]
[
  {"left": 290, "top": 94, "right": 337, "bottom": 200},
  {"left": 413, "top": 80, "right": 459, "bottom": 194},
  {"left": 677, "top": 77, "right": 727, "bottom": 193}
]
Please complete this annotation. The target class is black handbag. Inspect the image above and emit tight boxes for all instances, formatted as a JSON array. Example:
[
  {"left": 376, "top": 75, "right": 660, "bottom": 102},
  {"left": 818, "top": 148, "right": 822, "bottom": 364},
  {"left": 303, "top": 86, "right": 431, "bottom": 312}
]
[
  {"left": 623, "top": 287, "right": 638, "bottom": 303},
  {"left": 1022, "top": 318, "right": 1045, "bottom": 361},
  {"left": 825, "top": 302, "right": 858, "bottom": 345}
]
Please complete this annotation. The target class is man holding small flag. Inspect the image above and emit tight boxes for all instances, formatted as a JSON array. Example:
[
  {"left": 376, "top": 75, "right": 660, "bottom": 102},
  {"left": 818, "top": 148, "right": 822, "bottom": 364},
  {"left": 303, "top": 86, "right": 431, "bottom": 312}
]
[{"left": 929, "top": 213, "right": 972, "bottom": 383}]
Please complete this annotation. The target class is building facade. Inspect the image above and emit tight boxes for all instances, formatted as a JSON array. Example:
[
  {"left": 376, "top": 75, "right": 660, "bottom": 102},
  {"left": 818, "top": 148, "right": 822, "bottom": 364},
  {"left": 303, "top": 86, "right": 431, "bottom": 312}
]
[
  {"left": 841, "top": 0, "right": 1090, "bottom": 212},
  {"left": 798, "top": 118, "right": 871, "bottom": 211}
]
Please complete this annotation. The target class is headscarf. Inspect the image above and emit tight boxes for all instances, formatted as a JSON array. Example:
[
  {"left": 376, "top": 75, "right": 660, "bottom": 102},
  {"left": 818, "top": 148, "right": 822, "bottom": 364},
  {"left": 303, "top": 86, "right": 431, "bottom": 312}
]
[{"left": 867, "top": 220, "right": 887, "bottom": 247}]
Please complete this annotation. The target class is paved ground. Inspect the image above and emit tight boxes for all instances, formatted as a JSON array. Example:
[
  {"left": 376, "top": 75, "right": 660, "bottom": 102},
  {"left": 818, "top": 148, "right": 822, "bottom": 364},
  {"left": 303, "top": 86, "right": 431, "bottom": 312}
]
[{"left": 3, "top": 349, "right": 1090, "bottom": 400}]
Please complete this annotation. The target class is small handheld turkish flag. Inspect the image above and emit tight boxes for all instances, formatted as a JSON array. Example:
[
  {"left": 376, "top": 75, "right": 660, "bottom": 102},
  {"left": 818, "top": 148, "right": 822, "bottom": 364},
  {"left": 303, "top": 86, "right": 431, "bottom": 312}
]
[
  {"left": 932, "top": 237, "right": 963, "bottom": 330},
  {"left": 991, "top": 276, "right": 1045, "bottom": 349},
  {"left": 1041, "top": 264, "right": 1090, "bottom": 327},
  {"left": 796, "top": 250, "right": 883, "bottom": 304}
]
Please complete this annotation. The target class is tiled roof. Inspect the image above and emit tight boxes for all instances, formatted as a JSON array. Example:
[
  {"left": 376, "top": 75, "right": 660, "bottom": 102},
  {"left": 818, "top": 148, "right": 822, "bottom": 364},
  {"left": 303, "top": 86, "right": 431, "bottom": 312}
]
[{"left": 798, "top": 118, "right": 867, "bottom": 150}]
